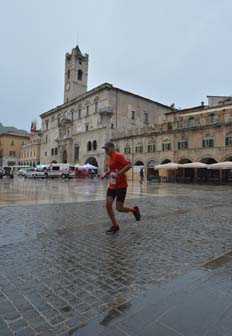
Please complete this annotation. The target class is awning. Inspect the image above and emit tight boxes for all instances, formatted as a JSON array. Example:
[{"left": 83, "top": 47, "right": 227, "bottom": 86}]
[
  {"left": 154, "top": 162, "right": 179, "bottom": 170},
  {"left": 207, "top": 161, "right": 232, "bottom": 170},
  {"left": 80, "top": 163, "right": 98, "bottom": 170},
  {"left": 179, "top": 162, "right": 208, "bottom": 169}
]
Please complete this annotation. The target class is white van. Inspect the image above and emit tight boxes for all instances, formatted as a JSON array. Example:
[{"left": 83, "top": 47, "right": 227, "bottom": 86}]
[
  {"left": 47, "top": 163, "right": 75, "bottom": 178},
  {"left": 25, "top": 167, "right": 48, "bottom": 179}
]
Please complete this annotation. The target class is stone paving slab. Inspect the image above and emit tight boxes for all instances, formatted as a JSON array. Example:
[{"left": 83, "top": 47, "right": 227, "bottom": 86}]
[
  {"left": 77, "top": 259, "right": 232, "bottom": 336},
  {"left": 0, "top": 181, "right": 232, "bottom": 335}
]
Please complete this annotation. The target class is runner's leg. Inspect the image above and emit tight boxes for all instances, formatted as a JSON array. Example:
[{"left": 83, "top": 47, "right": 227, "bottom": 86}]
[
  {"left": 115, "top": 188, "right": 134, "bottom": 213},
  {"left": 116, "top": 201, "right": 132, "bottom": 213},
  {"left": 106, "top": 195, "right": 118, "bottom": 227},
  {"left": 115, "top": 188, "right": 141, "bottom": 220}
]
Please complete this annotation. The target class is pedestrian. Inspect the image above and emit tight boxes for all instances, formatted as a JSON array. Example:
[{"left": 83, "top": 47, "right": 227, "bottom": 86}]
[
  {"left": 139, "top": 167, "right": 144, "bottom": 184},
  {"left": 101, "top": 142, "right": 141, "bottom": 235}
]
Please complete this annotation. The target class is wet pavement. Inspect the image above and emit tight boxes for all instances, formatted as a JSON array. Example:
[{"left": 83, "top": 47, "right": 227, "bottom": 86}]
[{"left": 0, "top": 178, "right": 232, "bottom": 335}]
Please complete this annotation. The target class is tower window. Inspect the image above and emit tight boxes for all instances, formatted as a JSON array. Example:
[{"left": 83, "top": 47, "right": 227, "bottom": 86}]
[
  {"left": 78, "top": 70, "right": 83, "bottom": 81},
  {"left": 74, "top": 145, "right": 79, "bottom": 160},
  {"left": 95, "top": 101, "right": 99, "bottom": 113},
  {"left": 78, "top": 109, "right": 81, "bottom": 119},
  {"left": 144, "top": 112, "right": 149, "bottom": 125},
  {"left": 67, "top": 69, "right": 70, "bottom": 79},
  {"left": 87, "top": 141, "right": 92, "bottom": 151},
  {"left": 93, "top": 140, "right": 97, "bottom": 150},
  {"left": 86, "top": 105, "right": 89, "bottom": 116},
  {"left": 132, "top": 111, "right": 135, "bottom": 120}
]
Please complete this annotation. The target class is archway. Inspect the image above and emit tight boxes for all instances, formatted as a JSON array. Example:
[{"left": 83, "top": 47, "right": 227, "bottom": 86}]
[
  {"left": 223, "top": 155, "right": 232, "bottom": 162},
  {"left": 147, "top": 160, "right": 158, "bottom": 180},
  {"left": 178, "top": 158, "right": 192, "bottom": 180},
  {"left": 199, "top": 157, "right": 218, "bottom": 182},
  {"left": 63, "top": 150, "right": 67, "bottom": 163},
  {"left": 200, "top": 157, "right": 217, "bottom": 164},
  {"left": 85, "top": 157, "right": 98, "bottom": 167},
  {"left": 161, "top": 158, "right": 171, "bottom": 164},
  {"left": 134, "top": 160, "right": 144, "bottom": 166},
  {"left": 178, "top": 158, "right": 192, "bottom": 164},
  {"left": 133, "top": 160, "right": 144, "bottom": 181}
]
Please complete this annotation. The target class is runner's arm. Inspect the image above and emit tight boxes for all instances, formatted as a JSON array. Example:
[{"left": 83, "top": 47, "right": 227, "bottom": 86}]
[
  {"left": 100, "top": 169, "right": 111, "bottom": 179},
  {"left": 114, "top": 163, "right": 132, "bottom": 177}
]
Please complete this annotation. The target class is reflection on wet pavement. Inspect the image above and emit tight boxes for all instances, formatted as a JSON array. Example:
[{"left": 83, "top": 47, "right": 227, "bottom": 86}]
[
  {"left": 0, "top": 178, "right": 232, "bottom": 335},
  {"left": 0, "top": 177, "right": 230, "bottom": 207}
]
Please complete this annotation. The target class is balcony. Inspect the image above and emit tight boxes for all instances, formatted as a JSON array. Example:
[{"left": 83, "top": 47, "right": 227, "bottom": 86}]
[
  {"left": 99, "top": 106, "right": 113, "bottom": 116},
  {"left": 58, "top": 118, "right": 73, "bottom": 127}
]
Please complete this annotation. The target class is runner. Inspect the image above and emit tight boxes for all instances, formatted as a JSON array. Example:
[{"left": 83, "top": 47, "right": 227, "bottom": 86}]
[{"left": 101, "top": 142, "right": 141, "bottom": 234}]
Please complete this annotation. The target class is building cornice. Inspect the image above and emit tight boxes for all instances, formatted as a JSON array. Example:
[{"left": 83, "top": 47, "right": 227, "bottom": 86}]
[
  {"left": 40, "top": 83, "right": 172, "bottom": 119},
  {"left": 165, "top": 103, "right": 232, "bottom": 117},
  {"left": 111, "top": 121, "right": 232, "bottom": 142},
  {"left": 0, "top": 133, "right": 30, "bottom": 138},
  {"left": 180, "top": 103, "right": 232, "bottom": 117}
]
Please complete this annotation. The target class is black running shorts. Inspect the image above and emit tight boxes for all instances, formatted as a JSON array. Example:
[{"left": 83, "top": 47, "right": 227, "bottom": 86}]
[{"left": 106, "top": 187, "right": 127, "bottom": 203}]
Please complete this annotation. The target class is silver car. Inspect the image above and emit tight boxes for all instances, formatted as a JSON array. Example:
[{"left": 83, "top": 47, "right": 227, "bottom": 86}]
[{"left": 25, "top": 168, "right": 48, "bottom": 179}]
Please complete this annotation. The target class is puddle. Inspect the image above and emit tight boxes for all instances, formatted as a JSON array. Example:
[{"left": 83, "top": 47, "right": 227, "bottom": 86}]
[{"left": 201, "top": 254, "right": 232, "bottom": 270}]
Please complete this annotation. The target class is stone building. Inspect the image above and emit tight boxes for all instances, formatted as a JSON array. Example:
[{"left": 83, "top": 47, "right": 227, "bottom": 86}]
[
  {"left": 0, "top": 132, "right": 30, "bottom": 166},
  {"left": 111, "top": 96, "right": 232, "bottom": 179},
  {"left": 20, "top": 132, "right": 41, "bottom": 166},
  {"left": 40, "top": 46, "right": 171, "bottom": 170}
]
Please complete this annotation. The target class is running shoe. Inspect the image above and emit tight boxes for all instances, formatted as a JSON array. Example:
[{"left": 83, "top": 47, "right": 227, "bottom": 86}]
[
  {"left": 133, "top": 206, "right": 141, "bottom": 221},
  {"left": 105, "top": 226, "right": 119, "bottom": 235}
]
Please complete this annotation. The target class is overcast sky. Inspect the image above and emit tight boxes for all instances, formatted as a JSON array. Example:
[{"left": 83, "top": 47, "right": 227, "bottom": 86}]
[{"left": 0, "top": 0, "right": 232, "bottom": 131}]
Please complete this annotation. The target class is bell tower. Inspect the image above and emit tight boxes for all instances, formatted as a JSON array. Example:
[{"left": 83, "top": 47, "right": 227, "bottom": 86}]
[{"left": 64, "top": 45, "right": 89, "bottom": 103}]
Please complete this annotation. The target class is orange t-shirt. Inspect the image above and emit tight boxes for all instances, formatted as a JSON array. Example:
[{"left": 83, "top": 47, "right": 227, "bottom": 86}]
[{"left": 108, "top": 152, "right": 130, "bottom": 189}]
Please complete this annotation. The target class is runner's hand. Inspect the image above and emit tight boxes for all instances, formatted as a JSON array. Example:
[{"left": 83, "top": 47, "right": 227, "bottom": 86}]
[
  {"left": 100, "top": 173, "right": 107, "bottom": 180},
  {"left": 110, "top": 172, "right": 118, "bottom": 179}
]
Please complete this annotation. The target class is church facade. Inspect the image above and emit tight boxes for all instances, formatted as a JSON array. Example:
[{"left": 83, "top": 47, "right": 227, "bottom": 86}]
[{"left": 40, "top": 46, "right": 171, "bottom": 170}]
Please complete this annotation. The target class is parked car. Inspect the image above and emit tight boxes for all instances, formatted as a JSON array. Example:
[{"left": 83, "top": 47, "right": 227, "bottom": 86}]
[
  {"left": 17, "top": 169, "right": 27, "bottom": 177},
  {"left": 24, "top": 168, "right": 48, "bottom": 179},
  {"left": 0, "top": 167, "right": 3, "bottom": 178}
]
